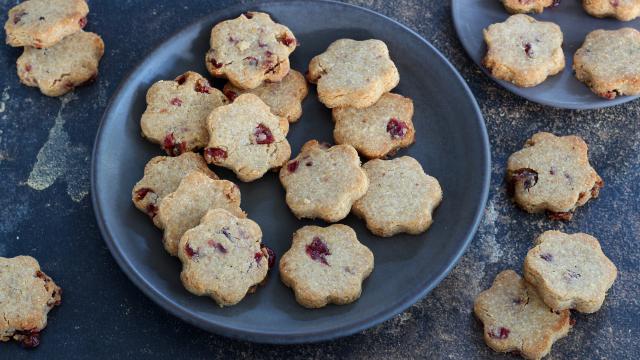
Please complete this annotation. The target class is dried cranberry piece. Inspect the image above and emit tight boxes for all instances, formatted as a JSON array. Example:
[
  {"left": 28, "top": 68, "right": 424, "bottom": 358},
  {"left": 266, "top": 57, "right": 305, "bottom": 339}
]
[
  {"left": 224, "top": 90, "right": 238, "bottom": 102},
  {"left": 386, "top": 118, "right": 409, "bottom": 139},
  {"left": 569, "top": 318, "right": 576, "bottom": 326},
  {"left": 209, "top": 58, "right": 224, "bottom": 69},
  {"left": 163, "top": 133, "right": 186, "bottom": 156},
  {"left": 170, "top": 97, "right": 182, "bottom": 106},
  {"left": 261, "top": 245, "right": 276, "bottom": 268},
  {"left": 306, "top": 237, "right": 331, "bottom": 265},
  {"left": 25, "top": 64, "right": 32, "bottom": 72},
  {"left": 540, "top": 253, "right": 554, "bottom": 262},
  {"left": 601, "top": 89, "right": 619, "bottom": 99},
  {"left": 78, "top": 17, "right": 87, "bottom": 28},
  {"left": 244, "top": 56, "right": 259, "bottom": 66},
  {"left": 254, "top": 124, "right": 275, "bottom": 144},
  {"left": 13, "top": 11, "right": 27, "bottom": 24},
  {"left": 145, "top": 204, "right": 158, "bottom": 218},
  {"left": 175, "top": 74, "right": 187, "bottom": 85},
  {"left": 18, "top": 330, "right": 40, "bottom": 348},
  {"left": 254, "top": 251, "right": 264, "bottom": 264},
  {"left": 488, "top": 327, "right": 510, "bottom": 340},
  {"left": 265, "top": 50, "right": 274, "bottom": 58},
  {"left": 204, "top": 147, "right": 228, "bottom": 162},
  {"left": 258, "top": 41, "right": 268, "bottom": 48},
  {"left": 610, "top": 0, "right": 619, "bottom": 7},
  {"left": 195, "top": 80, "right": 212, "bottom": 94},
  {"left": 511, "top": 168, "right": 538, "bottom": 191},
  {"left": 244, "top": 12, "right": 254, "bottom": 19},
  {"left": 591, "top": 178, "right": 604, "bottom": 198},
  {"left": 524, "top": 42, "right": 534, "bottom": 57},
  {"left": 287, "top": 160, "right": 299, "bottom": 173},
  {"left": 207, "top": 240, "right": 227, "bottom": 253},
  {"left": 547, "top": 211, "right": 572, "bottom": 221},
  {"left": 277, "top": 34, "right": 296, "bottom": 47},
  {"left": 184, "top": 244, "right": 198, "bottom": 258},
  {"left": 135, "top": 187, "right": 153, "bottom": 201}
]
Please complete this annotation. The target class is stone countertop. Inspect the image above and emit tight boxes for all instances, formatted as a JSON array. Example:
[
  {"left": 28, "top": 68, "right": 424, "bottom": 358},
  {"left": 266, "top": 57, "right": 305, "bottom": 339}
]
[{"left": 1, "top": 0, "right": 638, "bottom": 358}]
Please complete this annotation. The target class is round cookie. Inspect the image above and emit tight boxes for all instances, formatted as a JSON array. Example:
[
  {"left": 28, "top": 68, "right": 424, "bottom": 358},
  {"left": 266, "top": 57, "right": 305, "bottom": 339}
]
[
  {"left": 524, "top": 230, "right": 617, "bottom": 313},
  {"left": 474, "top": 270, "right": 572, "bottom": 360},
  {"left": 279, "top": 140, "right": 369, "bottom": 223},
  {"left": 4, "top": 0, "right": 89, "bottom": 48},
  {"left": 223, "top": 69, "right": 308, "bottom": 123},
  {"left": 332, "top": 93, "right": 415, "bottom": 159},
  {"left": 501, "top": 0, "right": 557, "bottom": 14},
  {"left": 573, "top": 28, "right": 640, "bottom": 99},
  {"left": 157, "top": 171, "right": 246, "bottom": 256},
  {"left": 205, "top": 12, "right": 297, "bottom": 90},
  {"left": 483, "top": 14, "right": 565, "bottom": 88},
  {"left": 178, "top": 208, "right": 270, "bottom": 307},
  {"left": 279, "top": 224, "right": 374, "bottom": 308},
  {"left": 140, "top": 71, "right": 228, "bottom": 156},
  {"left": 583, "top": 0, "right": 640, "bottom": 21},
  {"left": 352, "top": 157, "right": 443, "bottom": 237},
  {"left": 506, "top": 132, "right": 603, "bottom": 221},
  {"left": 306, "top": 39, "right": 400, "bottom": 109},
  {"left": 0, "top": 256, "right": 61, "bottom": 348},
  {"left": 16, "top": 30, "right": 104, "bottom": 97},
  {"left": 131, "top": 153, "right": 218, "bottom": 226},
  {"left": 204, "top": 94, "right": 291, "bottom": 182}
]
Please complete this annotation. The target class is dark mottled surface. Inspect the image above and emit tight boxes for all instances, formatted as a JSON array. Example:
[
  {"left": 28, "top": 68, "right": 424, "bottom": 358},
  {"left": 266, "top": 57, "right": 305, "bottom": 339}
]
[{"left": 0, "top": 0, "right": 638, "bottom": 358}]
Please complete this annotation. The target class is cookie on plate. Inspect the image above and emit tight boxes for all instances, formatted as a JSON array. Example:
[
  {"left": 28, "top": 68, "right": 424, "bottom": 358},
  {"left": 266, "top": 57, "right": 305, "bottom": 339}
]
[
  {"left": 501, "top": 0, "right": 556, "bottom": 14},
  {"left": 131, "top": 153, "right": 218, "bottom": 226},
  {"left": 279, "top": 224, "right": 374, "bottom": 308},
  {"left": 223, "top": 69, "right": 308, "bottom": 123},
  {"left": 4, "top": 0, "right": 89, "bottom": 48},
  {"left": 524, "top": 230, "right": 617, "bottom": 313},
  {"left": 204, "top": 94, "right": 291, "bottom": 182},
  {"left": 573, "top": 28, "right": 640, "bottom": 99},
  {"left": 140, "top": 71, "right": 228, "bottom": 156},
  {"left": 0, "top": 256, "right": 61, "bottom": 348},
  {"left": 205, "top": 12, "right": 297, "bottom": 89},
  {"left": 178, "top": 208, "right": 270, "bottom": 307},
  {"left": 332, "top": 93, "right": 415, "bottom": 158},
  {"left": 474, "top": 270, "right": 572, "bottom": 360},
  {"left": 279, "top": 140, "right": 368, "bottom": 222},
  {"left": 16, "top": 30, "right": 104, "bottom": 97},
  {"left": 506, "top": 132, "right": 603, "bottom": 221},
  {"left": 483, "top": 14, "right": 565, "bottom": 88},
  {"left": 582, "top": 0, "right": 640, "bottom": 21},
  {"left": 353, "top": 157, "right": 442, "bottom": 237},
  {"left": 307, "top": 39, "right": 400, "bottom": 109},
  {"left": 157, "top": 171, "right": 246, "bottom": 256}
]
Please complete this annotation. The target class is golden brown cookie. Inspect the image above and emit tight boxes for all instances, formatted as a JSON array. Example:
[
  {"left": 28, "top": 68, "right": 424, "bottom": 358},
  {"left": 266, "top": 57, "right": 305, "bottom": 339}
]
[
  {"left": 583, "top": 0, "right": 640, "bottom": 21},
  {"left": 501, "top": 0, "right": 557, "bottom": 14}
]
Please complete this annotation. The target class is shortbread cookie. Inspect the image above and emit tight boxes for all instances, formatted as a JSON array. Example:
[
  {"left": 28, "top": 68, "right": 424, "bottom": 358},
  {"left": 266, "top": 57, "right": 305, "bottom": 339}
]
[
  {"left": 223, "top": 69, "right": 308, "bottom": 123},
  {"left": 474, "top": 270, "right": 572, "bottom": 360},
  {"left": 178, "top": 208, "right": 269, "bottom": 306},
  {"left": 307, "top": 39, "right": 400, "bottom": 108},
  {"left": 4, "top": 0, "right": 89, "bottom": 48},
  {"left": 204, "top": 94, "right": 291, "bottom": 182},
  {"left": 131, "top": 153, "right": 218, "bottom": 226},
  {"left": 483, "top": 15, "right": 565, "bottom": 87},
  {"left": 0, "top": 256, "right": 61, "bottom": 348},
  {"left": 524, "top": 230, "right": 617, "bottom": 313},
  {"left": 501, "top": 0, "right": 556, "bottom": 14},
  {"left": 279, "top": 140, "right": 368, "bottom": 222},
  {"left": 16, "top": 30, "right": 104, "bottom": 97},
  {"left": 140, "top": 71, "right": 228, "bottom": 156},
  {"left": 353, "top": 157, "right": 442, "bottom": 237},
  {"left": 583, "top": 0, "right": 640, "bottom": 21},
  {"left": 157, "top": 171, "right": 246, "bottom": 256},
  {"left": 205, "top": 12, "right": 297, "bottom": 89},
  {"left": 332, "top": 93, "right": 415, "bottom": 158},
  {"left": 574, "top": 28, "right": 640, "bottom": 99},
  {"left": 279, "top": 224, "right": 374, "bottom": 308},
  {"left": 507, "top": 132, "right": 603, "bottom": 221}
]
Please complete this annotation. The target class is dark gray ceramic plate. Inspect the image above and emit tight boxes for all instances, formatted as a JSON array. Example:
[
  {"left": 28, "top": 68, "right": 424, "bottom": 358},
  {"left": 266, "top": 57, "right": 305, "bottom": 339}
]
[
  {"left": 452, "top": 0, "right": 640, "bottom": 109},
  {"left": 91, "top": 0, "right": 490, "bottom": 344}
]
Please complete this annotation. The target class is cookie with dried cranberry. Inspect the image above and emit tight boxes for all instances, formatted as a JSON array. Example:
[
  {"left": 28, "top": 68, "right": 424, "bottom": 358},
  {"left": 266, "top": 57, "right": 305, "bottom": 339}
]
[
  {"left": 583, "top": 0, "right": 640, "bottom": 21},
  {"left": 157, "top": 171, "right": 246, "bottom": 256},
  {"left": 178, "top": 208, "right": 269, "bottom": 306},
  {"left": 0, "top": 256, "right": 61, "bottom": 348},
  {"left": 4, "top": 0, "right": 89, "bottom": 48},
  {"left": 205, "top": 12, "right": 297, "bottom": 90},
  {"left": 524, "top": 231, "right": 617, "bottom": 313},
  {"left": 223, "top": 69, "right": 308, "bottom": 123},
  {"left": 307, "top": 39, "right": 400, "bottom": 109},
  {"left": 353, "top": 157, "right": 442, "bottom": 237},
  {"left": 279, "top": 140, "right": 369, "bottom": 223},
  {"left": 501, "top": 0, "right": 557, "bottom": 14},
  {"left": 483, "top": 14, "right": 565, "bottom": 88},
  {"left": 131, "top": 153, "right": 218, "bottom": 227},
  {"left": 279, "top": 224, "right": 374, "bottom": 308},
  {"left": 140, "top": 71, "right": 227, "bottom": 156},
  {"left": 474, "top": 270, "right": 572, "bottom": 360},
  {"left": 204, "top": 94, "right": 291, "bottom": 182},
  {"left": 16, "top": 30, "right": 103, "bottom": 97},
  {"left": 574, "top": 28, "right": 640, "bottom": 99},
  {"left": 506, "top": 132, "right": 603, "bottom": 221},
  {"left": 332, "top": 93, "right": 415, "bottom": 158}
]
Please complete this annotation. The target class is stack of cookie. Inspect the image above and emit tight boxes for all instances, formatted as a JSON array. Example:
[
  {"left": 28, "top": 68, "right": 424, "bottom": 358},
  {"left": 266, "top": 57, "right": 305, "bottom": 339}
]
[{"left": 4, "top": 0, "right": 105, "bottom": 97}]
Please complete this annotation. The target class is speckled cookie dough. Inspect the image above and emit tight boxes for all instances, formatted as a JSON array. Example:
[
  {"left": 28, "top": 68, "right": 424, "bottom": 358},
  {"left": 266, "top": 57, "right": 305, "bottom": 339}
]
[
  {"left": 279, "top": 224, "right": 374, "bottom": 308},
  {"left": 524, "top": 230, "right": 617, "bottom": 313},
  {"left": 205, "top": 11, "right": 297, "bottom": 89},
  {"left": 332, "top": 93, "right": 415, "bottom": 159},
  {"left": 583, "top": 0, "right": 640, "bottom": 21},
  {"left": 140, "top": 71, "right": 228, "bottom": 156},
  {"left": 16, "top": 30, "right": 104, "bottom": 97},
  {"left": 501, "top": 0, "right": 556, "bottom": 14},
  {"left": 506, "top": 132, "right": 603, "bottom": 221},
  {"left": 573, "top": 28, "right": 640, "bottom": 99},
  {"left": 279, "top": 140, "right": 369, "bottom": 223},
  {"left": 483, "top": 14, "right": 565, "bottom": 87},
  {"left": 307, "top": 39, "right": 400, "bottom": 108},
  {"left": 474, "top": 270, "right": 572, "bottom": 360}
]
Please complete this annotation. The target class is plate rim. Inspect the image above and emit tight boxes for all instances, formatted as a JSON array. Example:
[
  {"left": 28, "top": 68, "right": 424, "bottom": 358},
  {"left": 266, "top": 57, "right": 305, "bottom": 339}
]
[{"left": 91, "top": 0, "right": 491, "bottom": 344}]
